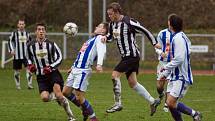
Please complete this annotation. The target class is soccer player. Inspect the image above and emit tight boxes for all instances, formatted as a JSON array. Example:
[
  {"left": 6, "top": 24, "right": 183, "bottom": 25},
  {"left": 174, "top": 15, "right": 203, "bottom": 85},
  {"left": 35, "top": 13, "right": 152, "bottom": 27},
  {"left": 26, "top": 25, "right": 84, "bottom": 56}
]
[
  {"left": 103, "top": 2, "right": 160, "bottom": 116},
  {"left": 26, "top": 23, "right": 75, "bottom": 121},
  {"left": 62, "top": 22, "right": 109, "bottom": 121},
  {"left": 155, "top": 16, "right": 174, "bottom": 112},
  {"left": 159, "top": 14, "right": 202, "bottom": 121},
  {"left": 8, "top": 18, "right": 33, "bottom": 90}
]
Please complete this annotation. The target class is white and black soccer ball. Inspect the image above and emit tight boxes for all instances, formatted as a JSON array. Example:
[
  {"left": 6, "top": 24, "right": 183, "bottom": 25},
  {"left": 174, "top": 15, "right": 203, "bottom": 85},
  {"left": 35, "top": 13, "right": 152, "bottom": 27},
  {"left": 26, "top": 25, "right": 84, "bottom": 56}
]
[{"left": 63, "top": 22, "right": 78, "bottom": 36}]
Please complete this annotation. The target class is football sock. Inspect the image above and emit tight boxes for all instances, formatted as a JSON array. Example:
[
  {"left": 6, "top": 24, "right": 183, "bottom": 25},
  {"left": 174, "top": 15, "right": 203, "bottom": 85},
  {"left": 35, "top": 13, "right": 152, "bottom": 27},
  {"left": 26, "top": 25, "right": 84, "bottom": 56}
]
[
  {"left": 61, "top": 97, "right": 74, "bottom": 118},
  {"left": 112, "top": 78, "right": 122, "bottom": 106},
  {"left": 169, "top": 107, "right": 183, "bottom": 121},
  {"left": 133, "top": 82, "right": 155, "bottom": 104},
  {"left": 14, "top": 70, "right": 20, "bottom": 87},
  {"left": 67, "top": 93, "right": 80, "bottom": 107},
  {"left": 26, "top": 70, "right": 33, "bottom": 86},
  {"left": 81, "top": 99, "right": 95, "bottom": 118},
  {"left": 48, "top": 92, "right": 56, "bottom": 101},
  {"left": 177, "top": 102, "right": 195, "bottom": 116}
]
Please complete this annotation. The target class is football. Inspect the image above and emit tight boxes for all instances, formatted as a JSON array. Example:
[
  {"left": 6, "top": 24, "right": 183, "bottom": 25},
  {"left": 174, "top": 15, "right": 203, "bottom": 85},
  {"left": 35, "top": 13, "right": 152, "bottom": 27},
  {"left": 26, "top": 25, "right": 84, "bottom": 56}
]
[{"left": 63, "top": 22, "right": 78, "bottom": 36}]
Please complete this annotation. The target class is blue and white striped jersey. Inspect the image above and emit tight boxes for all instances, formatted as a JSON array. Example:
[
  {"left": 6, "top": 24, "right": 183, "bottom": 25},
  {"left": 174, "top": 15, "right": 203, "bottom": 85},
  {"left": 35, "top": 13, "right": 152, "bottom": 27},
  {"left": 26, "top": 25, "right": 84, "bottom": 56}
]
[
  {"left": 155, "top": 28, "right": 172, "bottom": 62},
  {"left": 164, "top": 32, "right": 193, "bottom": 84},
  {"left": 73, "top": 35, "right": 106, "bottom": 69}
]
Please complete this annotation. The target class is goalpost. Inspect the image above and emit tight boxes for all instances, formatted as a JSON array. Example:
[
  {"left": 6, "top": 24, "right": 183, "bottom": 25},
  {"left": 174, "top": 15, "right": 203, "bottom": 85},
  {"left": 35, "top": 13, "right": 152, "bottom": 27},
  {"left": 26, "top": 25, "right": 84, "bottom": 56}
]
[{"left": 1, "top": 40, "right": 13, "bottom": 68}]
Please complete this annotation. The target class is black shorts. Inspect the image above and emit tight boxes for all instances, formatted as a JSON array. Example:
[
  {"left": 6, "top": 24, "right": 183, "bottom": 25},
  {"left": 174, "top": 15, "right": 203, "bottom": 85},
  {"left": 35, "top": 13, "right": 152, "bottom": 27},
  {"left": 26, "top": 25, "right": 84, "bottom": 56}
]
[
  {"left": 36, "top": 70, "right": 64, "bottom": 93},
  {"left": 13, "top": 59, "right": 28, "bottom": 70},
  {"left": 114, "top": 56, "right": 140, "bottom": 79}
]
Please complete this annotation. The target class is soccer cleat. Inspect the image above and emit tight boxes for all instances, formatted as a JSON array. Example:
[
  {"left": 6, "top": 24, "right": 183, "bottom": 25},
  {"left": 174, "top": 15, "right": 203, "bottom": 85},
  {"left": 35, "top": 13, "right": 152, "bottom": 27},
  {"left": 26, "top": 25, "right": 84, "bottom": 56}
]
[
  {"left": 16, "top": 86, "right": 21, "bottom": 90},
  {"left": 163, "top": 105, "right": 169, "bottom": 112},
  {"left": 28, "top": 85, "right": 34, "bottom": 89},
  {"left": 106, "top": 104, "right": 123, "bottom": 113},
  {"left": 150, "top": 99, "right": 161, "bottom": 116},
  {"left": 68, "top": 117, "right": 76, "bottom": 121},
  {"left": 89, "top": 117, "right": 99, "bottom": 121},
  {"left": 193, "top": 111, "right": 202, "bottom": 121}
]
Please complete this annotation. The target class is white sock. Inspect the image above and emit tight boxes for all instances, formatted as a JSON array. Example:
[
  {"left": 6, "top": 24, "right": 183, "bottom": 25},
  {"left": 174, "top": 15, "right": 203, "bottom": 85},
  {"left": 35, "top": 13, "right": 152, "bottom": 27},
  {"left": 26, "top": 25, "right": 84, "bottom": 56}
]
[
  {"left": 113, "top": 78, "right": 122, "bottom": 106},
  {"left": 61, "top": 96, "right": 74, "bottom": 118},
  {"left": 191, "top": 110, "right": 196, "bottom": 117},
  {"left": 89, "top": 113, "right": 96, "bottom": 118},
  {"left": 133, "top": 83, "right": 155, "bottom": 104},
  {"left": 14, "top": 70, "right": 20, "bottom": 87},
  {"left": 26, "top": 70, "right": 33, "bottom": 86},
  {"left": 48, "top": 92, "right": 56, "bottom": 101}
]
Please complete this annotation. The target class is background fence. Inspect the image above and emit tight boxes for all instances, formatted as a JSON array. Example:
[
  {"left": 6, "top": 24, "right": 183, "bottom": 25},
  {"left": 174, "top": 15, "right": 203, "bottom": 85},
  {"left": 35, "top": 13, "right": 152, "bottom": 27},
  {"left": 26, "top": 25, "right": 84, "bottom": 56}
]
[{"left": 1, "top": 32, "right": 215, "bottom": 70}]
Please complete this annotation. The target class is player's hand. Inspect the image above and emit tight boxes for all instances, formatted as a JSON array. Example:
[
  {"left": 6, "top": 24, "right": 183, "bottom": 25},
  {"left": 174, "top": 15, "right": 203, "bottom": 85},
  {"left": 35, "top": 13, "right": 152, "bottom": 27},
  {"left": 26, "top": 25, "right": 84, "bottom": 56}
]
[
  {"left": 96, "top": 64, "right": 103, "bottom": 72},
  {"left": 100, "top": 36, "right": 107, "bottom": 43},
  {"left": 161, "top": 52, "right": 167, "bottom": 58},
  {"left": 27, "top": 64, "right": 37, "bottom": 73},
  {"left": 154, "top": 43, "right": 161, "bottom": 49},
  {"left": 43, "top": 66, "right": 52, "bottom": 75},
  {"left": 160, "top": 68, "right": 171, "bottom": 80},
  {"left": 67, "top": 68, "right": 72, "bottom": 75}
]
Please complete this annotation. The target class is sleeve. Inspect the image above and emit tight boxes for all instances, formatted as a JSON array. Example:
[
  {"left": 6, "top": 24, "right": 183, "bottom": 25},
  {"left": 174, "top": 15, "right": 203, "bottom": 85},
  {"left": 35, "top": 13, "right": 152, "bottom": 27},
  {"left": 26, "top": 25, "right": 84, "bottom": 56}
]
[
  {"left": 164, "top": 37, "right": 185, "bottom": 70},
  {"left": 50, "top": 42, "right": 63, "bottom": 68},
  {"left": 8, "top": 32, "right": 15, "bottom": 52},
  {"left": 155, "top": 31, "right": 164, "bottom": 55},
  {"left": 27, "top": 32, "right": 32, "bottom": 43},
  {"left": 26, "top": 44, "right": 34, "bottom": 64},
  {"left": 96, "top": 36, "right": 107, "bottom": 66},
  {"left": 106, "top": 22, "right": 113, "bottom": 42},
  {"left": 130, "top": 19, "right": 157, "bottom": 46}
]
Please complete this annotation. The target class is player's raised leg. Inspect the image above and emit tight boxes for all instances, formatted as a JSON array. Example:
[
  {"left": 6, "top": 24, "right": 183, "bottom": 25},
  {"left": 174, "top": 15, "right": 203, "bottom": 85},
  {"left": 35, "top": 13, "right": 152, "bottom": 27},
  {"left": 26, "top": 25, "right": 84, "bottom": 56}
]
[
  {"left": 106, "top": 71, "right": 123, "bottom": 113},
  {"left": 128, "top": 72, "right": 160, "bottom": 116}
]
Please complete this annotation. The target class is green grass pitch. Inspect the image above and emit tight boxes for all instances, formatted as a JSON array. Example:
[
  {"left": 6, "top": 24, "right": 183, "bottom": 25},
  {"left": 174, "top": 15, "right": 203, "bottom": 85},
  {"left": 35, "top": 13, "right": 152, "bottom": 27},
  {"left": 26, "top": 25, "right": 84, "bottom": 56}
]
[{"left": 0, "top": 69, "right": 214, "bottom": 121}]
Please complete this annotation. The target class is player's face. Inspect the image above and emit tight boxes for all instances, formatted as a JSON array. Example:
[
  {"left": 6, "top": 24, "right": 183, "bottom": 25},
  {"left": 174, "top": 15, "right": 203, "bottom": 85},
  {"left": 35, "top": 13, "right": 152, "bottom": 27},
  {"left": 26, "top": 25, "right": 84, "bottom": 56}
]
[
  {"left": 17, "top": 20, "right": 25, "bottom": 31},
  {"left": 94, "top": 24, "right": 106, "bottom": 35},
  {"left": 35, "top": 26, "right": 46, "bottom": 40},
  {"left": 107, "top": 9, "right": 119, "bottom": 22}
]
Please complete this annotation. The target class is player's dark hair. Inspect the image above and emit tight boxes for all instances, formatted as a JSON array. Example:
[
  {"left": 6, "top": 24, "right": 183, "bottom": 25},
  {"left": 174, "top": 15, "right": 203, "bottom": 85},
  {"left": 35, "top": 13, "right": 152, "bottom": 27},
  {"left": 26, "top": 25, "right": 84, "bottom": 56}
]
[
  {"left": 102, "top": 22, "right": 109, "bottom": 34},
  {"left": 18, "top": 16, "right": 25, "bottom": 22},
  {"left": 35, "top": 22, "right": 47, "bottom": 30},
  {"left": 107, "top": 2, "right": 122, "bottom": 14},
  {"left": 168, "top": 13, "right": 183, "bottom": 32}
]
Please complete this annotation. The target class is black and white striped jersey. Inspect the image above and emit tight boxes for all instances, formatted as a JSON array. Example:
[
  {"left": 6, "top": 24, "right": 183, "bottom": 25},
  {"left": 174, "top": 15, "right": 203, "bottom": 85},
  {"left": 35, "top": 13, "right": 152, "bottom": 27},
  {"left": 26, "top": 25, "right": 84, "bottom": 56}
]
[
  {"left": 27, "top": 39, "right": 62, "bottom": 75},
  {"left": 8, "top": 30, "right": 31, "bottom": 60},
  {"left": 107, "top": 16, "right": 157, "bottom": 58}
]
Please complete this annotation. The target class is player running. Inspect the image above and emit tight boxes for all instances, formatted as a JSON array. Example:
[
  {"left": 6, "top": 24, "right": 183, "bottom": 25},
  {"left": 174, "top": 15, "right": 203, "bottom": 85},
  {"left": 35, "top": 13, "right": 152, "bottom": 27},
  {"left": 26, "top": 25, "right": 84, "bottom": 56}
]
[
  {"left": 26, "top": 23, "right": 75, "bottom": 121},
  {"left": 159, "top": 14, "right": 202, "bottom": 121}
]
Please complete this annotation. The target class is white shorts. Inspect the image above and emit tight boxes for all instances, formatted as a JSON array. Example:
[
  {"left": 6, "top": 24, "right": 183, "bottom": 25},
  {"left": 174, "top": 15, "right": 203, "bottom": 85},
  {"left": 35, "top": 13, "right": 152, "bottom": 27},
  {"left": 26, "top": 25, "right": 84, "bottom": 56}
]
[
  {"left": 157, "top": 61, "right": 171, "bottom": 80},
  {"left": 65, "top": 68, "right": 92, "bottom": 92},
  {"left": 166, "top": 80, "right": 189, "bottom": 99}
]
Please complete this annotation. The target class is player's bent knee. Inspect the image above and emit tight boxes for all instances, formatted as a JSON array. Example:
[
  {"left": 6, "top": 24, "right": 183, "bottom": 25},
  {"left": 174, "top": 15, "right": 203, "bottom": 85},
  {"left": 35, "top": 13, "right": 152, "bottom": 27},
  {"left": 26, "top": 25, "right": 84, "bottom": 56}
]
[
  {"left": 112, "top": 71, "right": 120, "bottom": 79},
  {"left": 41, "top": 96, "right": 49, "bottom": 102}
]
